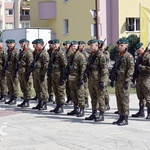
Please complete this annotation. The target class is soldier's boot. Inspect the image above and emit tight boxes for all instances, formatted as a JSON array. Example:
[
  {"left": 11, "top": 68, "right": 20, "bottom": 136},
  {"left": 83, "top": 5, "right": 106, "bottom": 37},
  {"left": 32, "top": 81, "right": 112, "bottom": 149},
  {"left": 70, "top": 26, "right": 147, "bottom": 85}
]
[
  {"left": 50, "top": 104, "right": 60, "bottom": 112},
  {"left": 67, "top": 107, "right": 79, "bottom": 115},
  {"left": 76, "top": 107, "right": 84, "bottom": 117},
  {"left": 112, "top": 115, "right": 123, "bottom": 125},
  {"left": 30, "top": 95, "right": 38, "bottom": 101},
  {"left": 85, "top": 99, "right": 89, "bottom": 108},
  {"left": 105, "top": 101, "right": 110, "bottom": 111},
  {"left": 17, "top": 99, "right": 29, "bottom": 108},
  {"left": 40, "top": 101, "right": 47, "bottom": 110},
  {"left": 5, "top": 96, "right": 13, "bottom": 104},
  {"left": 94, "top": 111, "right": 104, "bottom": 122},
  {"left": 48, "top": 95, "right": 54, "bottom": 103},
  {"left": 5, "top": 95, "right": 17, "bottom": 105},
  {"left": 32, "top": 101, "right": 42, "bottom": 110},
  {"left": 114, "top": 110, "right": 119, "bottom": 114},
  {"left": 118, "top": 115, "right": 128, "bottom": 126},
  {"left": 0, "top": 95, "right": 6, "bottom": 102},
  {"left": 145, "top": 107, "right": 150, "bottom": 119},
  {"left": 85, "top": 110, "right": 97, "bottom": 120},
  {"left": 55, "top": 104, "right": 64, "bottom": 114},
  {"left": 131, "top": 106, "right": 145, "bottom": 117},
  {"left": 65, "top": 97, "right": 73, "bottom": 105}
]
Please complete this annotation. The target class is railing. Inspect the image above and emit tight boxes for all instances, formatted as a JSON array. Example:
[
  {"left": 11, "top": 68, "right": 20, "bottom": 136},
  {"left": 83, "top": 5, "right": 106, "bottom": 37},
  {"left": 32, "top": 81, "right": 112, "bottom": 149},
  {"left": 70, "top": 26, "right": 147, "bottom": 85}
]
[{"left": 20, "top": 15, "right": 30, "bottom": 21}]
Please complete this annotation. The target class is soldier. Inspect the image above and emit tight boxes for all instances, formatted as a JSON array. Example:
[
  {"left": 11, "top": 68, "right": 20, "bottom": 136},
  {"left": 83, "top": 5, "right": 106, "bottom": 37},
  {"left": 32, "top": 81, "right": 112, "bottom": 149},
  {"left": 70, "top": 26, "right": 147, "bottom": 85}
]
[
  {"left": 5, "top": 39, "right": 19, "bottom": 105},
  {"left": 17, "top": 39, "right": 33, "bottom": 108},
  {"left": 98, "top": 40, "right": 110, "bottom": 110},
  {"left": 49, "top": 39, "right": 67, "bottom": 114},
  {"left": 32, "top": 39, "right": 49, "bottom": 110},
  {"left": 84, "top": 39, "right": 108, "bottom": 121},
  {"left": 63, "top": 40, "right": 73, "bottom": 105},
  {"left": 0, "top": 39, "right": 8, "bottom": 102},
  {"left": 131, "top": 43, "right": 150, "bottom": 119},
  {"left": 66, "top": 41, "right": 86, "bottom": 117},
  {"left": 47, "top": 40, "right": 54, "bottom": 103},
  {"left": 111, "top": 38, "right": 134, "bottom": 126},
  {"left": 78, "top": 40, "right": 89, "bottom": 108}
]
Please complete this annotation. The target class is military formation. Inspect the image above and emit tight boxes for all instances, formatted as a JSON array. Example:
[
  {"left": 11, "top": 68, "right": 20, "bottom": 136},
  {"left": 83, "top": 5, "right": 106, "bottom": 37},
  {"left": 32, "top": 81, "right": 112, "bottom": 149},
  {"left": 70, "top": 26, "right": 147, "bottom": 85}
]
[{"left": 0, "top": 37, "right": 150, "bottom": 126}]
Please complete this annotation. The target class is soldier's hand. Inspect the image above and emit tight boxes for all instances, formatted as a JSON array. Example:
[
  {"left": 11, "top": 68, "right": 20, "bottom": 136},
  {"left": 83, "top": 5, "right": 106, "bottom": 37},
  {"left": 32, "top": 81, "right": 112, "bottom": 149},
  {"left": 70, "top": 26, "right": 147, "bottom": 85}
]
[
  {"left": 40, "top": 75, "right": 45, "bottom": 82},
  {"left": 138, "top": 64, "right": 142, "bottom": 71},
  {"left": 124, "top": 81, "right": 129, "bottom": 90},
  {"left": 78, "top": 80, "right": 84, "bottom": 88},
  {"left": 110, "top": 81, "right": 114, "bottom": 87},
  {"left": 59, "top": 79, "right": 65, "bottom": 86},
  {"left": 99, "top": 82, "right": 104, "bottom": 90}
]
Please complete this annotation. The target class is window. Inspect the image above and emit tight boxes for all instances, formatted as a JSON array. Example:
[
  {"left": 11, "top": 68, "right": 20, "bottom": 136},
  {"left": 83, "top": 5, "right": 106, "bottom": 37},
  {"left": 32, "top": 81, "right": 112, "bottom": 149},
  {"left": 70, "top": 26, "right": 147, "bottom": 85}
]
[
  {"left": 63, "top": 0, "right": 68, "bottom": 2},
  {"left": 5, "top": 9, "right": 13, "bottom": 15},
  {"left": 126, "top": 18, "right": 140, "bottom": 31},
  {"left": 21, "top": 22, "right": 30, "bottom": 28},
  {"left": 22, "top": 9, "right": 30, "bottom": 16},
  {"left": 63, "top": 19, "right": 69, "bottom": 34},
  {"left": 5, "top": 23, "right": 13, "bottom": 29}
]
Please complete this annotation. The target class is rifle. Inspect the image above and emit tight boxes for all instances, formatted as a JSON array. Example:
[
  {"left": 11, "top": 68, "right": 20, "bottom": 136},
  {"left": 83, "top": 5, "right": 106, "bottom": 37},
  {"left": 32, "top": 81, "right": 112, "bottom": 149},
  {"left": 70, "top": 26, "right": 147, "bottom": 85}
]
[
  {"left": 83, "top": 39, "right": 106, "bottom": 83},
  {"left": 63, "top": 46, "right": 79, "bottom": 80}
]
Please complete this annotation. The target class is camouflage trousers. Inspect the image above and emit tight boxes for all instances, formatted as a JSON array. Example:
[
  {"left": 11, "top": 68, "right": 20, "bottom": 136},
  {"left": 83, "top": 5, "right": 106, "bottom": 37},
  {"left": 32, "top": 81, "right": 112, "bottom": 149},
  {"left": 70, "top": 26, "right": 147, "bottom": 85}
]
[
  {"left": 18, "top": 72, "right": 32, "bottom": 100},
  {"left": 0, "top": 72, "right": 8, "bottom": 97},
  {"left": 115, "top": 79, "right": 130, "bottom": 116},
  {"left": 66, "top": 79, "right": 71, "bottom": 99},
  {"left": 136, "top": 76, "right": 150, "bottom": 108},
  {"left": 84, "top": 82, "right": 89, "bottom": 101},
  {"left": 47, "top": 74, "right": 54, "bottom": 96},
  {"left": 6, "top": 72, "right": 18, "bottom": 98}
]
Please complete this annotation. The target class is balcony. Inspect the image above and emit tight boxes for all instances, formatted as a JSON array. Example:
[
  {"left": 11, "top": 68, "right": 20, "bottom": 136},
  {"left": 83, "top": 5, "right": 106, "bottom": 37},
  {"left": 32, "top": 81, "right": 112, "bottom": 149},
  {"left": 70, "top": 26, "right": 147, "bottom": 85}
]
[{"left": 20, "top": 15, "right": 30, "bottom": 21}]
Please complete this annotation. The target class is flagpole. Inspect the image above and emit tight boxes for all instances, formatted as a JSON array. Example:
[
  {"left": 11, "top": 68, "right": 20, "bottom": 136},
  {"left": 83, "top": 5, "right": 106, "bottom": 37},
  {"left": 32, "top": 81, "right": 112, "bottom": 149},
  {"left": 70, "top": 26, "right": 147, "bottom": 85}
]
[{"left": 139, "top": 3, "right": 141, "bottom": 43}]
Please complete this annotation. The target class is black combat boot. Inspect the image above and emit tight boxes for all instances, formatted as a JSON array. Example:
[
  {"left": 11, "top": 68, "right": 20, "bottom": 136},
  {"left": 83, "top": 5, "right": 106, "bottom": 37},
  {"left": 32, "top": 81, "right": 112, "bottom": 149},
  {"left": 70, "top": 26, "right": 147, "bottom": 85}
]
[
  {"left": 17, "top": 99, "right": 29, "bottom": 108},
  {"left": 0, "top": 95, "right": 6, "bottom": 102},
  {"left": 5, "top": 96, "right": 16, "bottom": 105},
  {"left": 95, "top": 111, "right": 104, "bottom": 122},
  {"left": 85, "top": 99, "right": 89, "bottom": 108},
  {"left": 112, "top": 115, "right": 123, "bottom": 125},
  {"left": 118, "top": 116, "right": 128, "bottom": 126},
  {"left": 30, "top": 95, "right": 38, "bottom": 101},
  {"left": 5, "top": 96, "right": 13, "bottom": 104},
  {"left": 40, "top": 101, "right": 47, "bottom": 110},
  {"left": 32, "top": 101, "right": 42, "bottom": 109},
  {"left": 105, "top": 101, "right": 110, "bottom": 111},
  {"left": 131, "top": 106, "right": 145, "bottom": 117},
  {"left": 85, "top": 110, "right": 97, "bottom": 120},
  {"left": 145, "top": 107, "right": 150, "bottom": 119},
  {"left": 48, "top": 95, "right": 54, "bottom": 103},
  {"left": 54, "top": 104, "right": 64, "bottom": 114},
  {"left": 114, "top": 110, "right": 119, "bottom": 114},
  {"left": 76, "top": 107, "right": 84, "bottom": 117},
  {"left": 50, "top": 104, "right": 59, "bottom": 112},
  {"left": 67, "top": 107, "right": 79, "bottom": 115}
]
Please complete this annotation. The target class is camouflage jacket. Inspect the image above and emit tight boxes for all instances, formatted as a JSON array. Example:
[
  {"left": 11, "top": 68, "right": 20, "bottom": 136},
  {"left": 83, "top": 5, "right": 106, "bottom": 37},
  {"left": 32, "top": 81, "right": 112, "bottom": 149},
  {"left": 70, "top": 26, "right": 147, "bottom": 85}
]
[{"left": 0, "top": 49, "right": 7, "bottom": 72}]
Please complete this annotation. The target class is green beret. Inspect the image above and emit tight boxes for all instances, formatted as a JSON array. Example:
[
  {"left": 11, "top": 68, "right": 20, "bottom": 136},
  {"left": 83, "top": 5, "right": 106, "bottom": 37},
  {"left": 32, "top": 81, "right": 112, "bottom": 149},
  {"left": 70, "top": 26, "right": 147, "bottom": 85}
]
[
  {"left": 19, "top": 38, "right": 29, "bottom": 43},
  {"left": 0, "top": 39, "right": 3, "bottom": 43},
  {"left": 63, "top": 41, "right": 71, "bottom": 46},
  {"left": 87, "top": 39, "right": 98, "bottom": 45},
  {"left": 70, "top": 40, "right": 78, "bottom": 45},
  {"left": 48, "top": 40, "right": 53, "bottom": 44},
  {"left": 98, "top": 40, "right": 104, "bottom": 44},
  {"left": 116, "top": 37, "right": 129, "bottom": 44},
  {"left": 78, "top": 41, "right": 86, "bottom": 45},
  {"left": 5, "top": 39, "right": 15, "bottom": 43},
  {"left": 134, "top": 43, "right": 143, "bottom": 51},
  {"left": 34, "top": 38, "right": 44, "bottom": 44},
  {"left": 32, "top": 40, "right": 36, "bottom": 44},
  {"left": 52, "top": 39, "right": 60, "bottom": 44}
]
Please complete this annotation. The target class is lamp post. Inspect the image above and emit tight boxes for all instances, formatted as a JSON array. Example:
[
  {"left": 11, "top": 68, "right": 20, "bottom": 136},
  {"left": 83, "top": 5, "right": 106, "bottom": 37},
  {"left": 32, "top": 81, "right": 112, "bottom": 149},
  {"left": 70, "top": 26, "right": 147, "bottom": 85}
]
[{"left": 95, "top": 0, "right": 100, "bottom": 40}]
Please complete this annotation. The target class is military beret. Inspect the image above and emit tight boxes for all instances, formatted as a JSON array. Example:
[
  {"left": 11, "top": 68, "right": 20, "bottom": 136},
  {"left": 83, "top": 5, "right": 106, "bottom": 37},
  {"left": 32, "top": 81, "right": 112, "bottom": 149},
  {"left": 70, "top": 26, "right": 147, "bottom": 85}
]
[
  {"left": 134, "top": 43, "right": 143, "bottom": 51},
  {"left": 70, "top": 40, "right": 78, "bottom": 45},
  {"left": 98, "top": 40, "right": 104, "bottom": 44},
  {"left": 0, "top": 39, "right": 3, "bottom": 43},
  {"left": 52, "top": 39, "right": 60, "bottom": 44},
  {"left": 116, "top": 37, "right": 129, "bottom": 44},
  {"left": 34, "top": 38, "right": 44, "bottom": 44},
  {"left": 48, "top": 40, "right": 53, "bottom": 44},
  {"left": 32, "top": 40, "right": 36, "bottom": 44},
  {"left": 78, "top": 41, "right": 86, "bottom": 45},
  {"left": 87, "top": 39, "right": 98, "bottom": 45},
  {"left": 5, "top": 39, "right": 15, "bottom": 43},
  {"left": 63, "top": 41, "right": 71, "bottom": 46},
  {"left": 19, "top": 38, "right": 29, "bottom": 43}
]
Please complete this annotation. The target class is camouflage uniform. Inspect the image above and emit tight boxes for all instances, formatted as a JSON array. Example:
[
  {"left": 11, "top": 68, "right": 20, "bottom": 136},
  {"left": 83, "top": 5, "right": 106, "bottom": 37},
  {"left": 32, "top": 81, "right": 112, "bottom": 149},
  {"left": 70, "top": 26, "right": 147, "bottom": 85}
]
[
  {"left": 0, "top": 48, "right": 8, "bottom": 102},
  {"left": 17, "top": 47, "right": 33, "bottom": 107},
  {"left": 50, "top": 48, "right": 67, "bottom": 113}
]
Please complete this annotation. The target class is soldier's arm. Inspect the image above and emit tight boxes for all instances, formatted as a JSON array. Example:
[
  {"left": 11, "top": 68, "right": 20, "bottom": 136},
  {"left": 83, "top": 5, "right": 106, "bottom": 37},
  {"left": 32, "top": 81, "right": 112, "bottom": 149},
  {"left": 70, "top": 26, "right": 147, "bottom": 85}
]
[
  {"left": 59, "top": 51, "right": 67, "bottom": 69},
  {"left": 26, "top": 50, "right": 34, "bottom": 68},
  {"left": 125, "top": 54, "right": 135, "bottom": 82},
  {"left": 140, "top": 54, "right": 150, "bottom": 72},
  {"left": 41, "top": 52, "right": 50, "bottom": 75}
]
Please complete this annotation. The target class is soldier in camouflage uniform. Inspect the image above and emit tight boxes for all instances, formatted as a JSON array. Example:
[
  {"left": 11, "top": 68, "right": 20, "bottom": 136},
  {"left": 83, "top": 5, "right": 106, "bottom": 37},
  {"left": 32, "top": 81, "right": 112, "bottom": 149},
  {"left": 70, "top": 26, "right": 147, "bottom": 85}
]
[
  {"left": 63, "top": 40, "right": 73, "bottom": 105},
  {"left": 32, "top": 39, "right": 49, "bottom": 110},
  {"left": 5, "top": 39, "right": 19, "bottom": 105},
  {"left": 0, "top": 39, "right": 8, "bottom": 102},
  {"left": 17, "top": 39, "right": 33, "bottom": 108},
  {"left": 131, "top": 43, "right": 150, "bottom": 119},
  {"left": 78, "top": 40, "right": 89, "bottom": 108},
  {"left": 111, "top": 38, "right": 134, "bottom": 126},
  {"left": 66, "top": 41, "right": 86, "bottom": 117},
  {"left": 84, "top": 39, "right": 108, "bottom": 121},
  {"left": 49, "top": 39, "right": 67, "bottom": 114},
  {"left": 98, "top": 40, "right": 110, "bottom": 110},
  {"left": 47, "top": 40, "right": 54, "bottom": 103}
]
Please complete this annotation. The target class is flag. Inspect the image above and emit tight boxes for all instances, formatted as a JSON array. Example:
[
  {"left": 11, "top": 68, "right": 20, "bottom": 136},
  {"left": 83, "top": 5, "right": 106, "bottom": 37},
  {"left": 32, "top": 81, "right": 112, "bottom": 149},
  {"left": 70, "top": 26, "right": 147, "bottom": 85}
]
[{"left": 140, "top": 5, "right": 150, "bottom": 48}]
